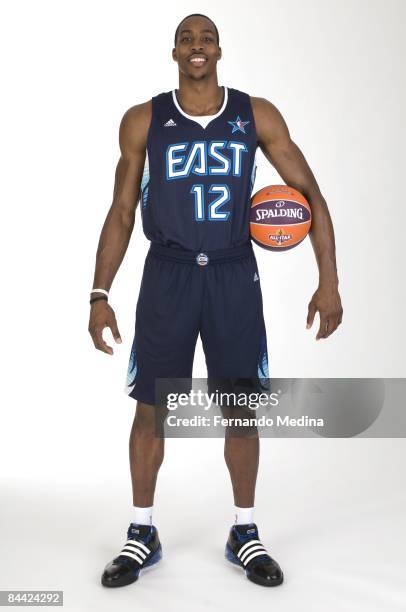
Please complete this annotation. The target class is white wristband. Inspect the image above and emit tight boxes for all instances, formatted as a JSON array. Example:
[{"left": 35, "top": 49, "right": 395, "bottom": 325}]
[{"left": 91, "top": 288, "right": 109, "bottom": 297}]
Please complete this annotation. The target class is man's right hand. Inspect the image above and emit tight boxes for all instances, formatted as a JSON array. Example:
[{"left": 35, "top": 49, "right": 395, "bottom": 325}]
[
  {"left": 88, "top": 301, "right": 122, "bottom": 355},
  {"left": 88, "top": 102, "right": 151, "bottom": 356}
]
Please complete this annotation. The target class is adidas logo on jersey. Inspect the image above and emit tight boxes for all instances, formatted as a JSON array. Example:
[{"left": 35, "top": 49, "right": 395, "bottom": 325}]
[
  {"left": 253, "top": 272, "right": 259, "bottom": 282},
  {"left": 164, "top": 118, "right": 177, "bottom": 127}
]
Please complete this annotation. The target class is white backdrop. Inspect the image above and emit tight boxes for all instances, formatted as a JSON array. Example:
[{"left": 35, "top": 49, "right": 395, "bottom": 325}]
[{"left": 1, "top": 1, "right": 405, "bottom": 610}]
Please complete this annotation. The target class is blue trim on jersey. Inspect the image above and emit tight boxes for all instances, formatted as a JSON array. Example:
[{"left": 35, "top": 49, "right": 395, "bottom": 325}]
[
  {"left": 141, "top": 186, "right": 148, "bottom": 210},
  {"left": 250, "top": 160, "right": 257, "bottom": 193}
]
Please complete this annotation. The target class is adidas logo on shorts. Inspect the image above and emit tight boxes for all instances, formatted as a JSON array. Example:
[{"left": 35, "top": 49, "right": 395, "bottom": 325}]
[
  {"left": 253, "top": 272, "right": 259, "bottom": 282},
  {"left": 164, "top": 118, "right": 177, "bottom": 127}
]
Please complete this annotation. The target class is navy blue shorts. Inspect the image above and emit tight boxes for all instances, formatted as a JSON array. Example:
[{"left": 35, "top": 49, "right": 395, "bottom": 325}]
[{"left": 126, "top": 242, "right": 269, "bottom": 405}]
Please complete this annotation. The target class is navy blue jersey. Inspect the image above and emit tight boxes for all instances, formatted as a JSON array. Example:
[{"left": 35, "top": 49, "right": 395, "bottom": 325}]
[{"left": 139, "top": 86, "right": 258, "bottom": 251}]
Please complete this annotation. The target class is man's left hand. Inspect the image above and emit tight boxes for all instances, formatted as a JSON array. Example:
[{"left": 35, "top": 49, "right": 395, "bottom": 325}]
[{"left": 306, "top": 285, "right": 343, "bottom": 340}]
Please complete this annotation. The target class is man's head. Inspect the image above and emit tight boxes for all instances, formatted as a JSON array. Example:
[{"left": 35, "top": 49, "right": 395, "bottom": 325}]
[{"left": 172, "top": 14, "right": 221, "bottom": 80}]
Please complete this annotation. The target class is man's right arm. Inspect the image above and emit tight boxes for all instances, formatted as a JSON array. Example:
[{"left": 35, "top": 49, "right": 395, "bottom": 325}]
[{"left": 88, "top": 100, "right": 151, "bottom": 355}]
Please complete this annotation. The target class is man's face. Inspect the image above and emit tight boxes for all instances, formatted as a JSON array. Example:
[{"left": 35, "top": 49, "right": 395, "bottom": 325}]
[{"left": 172, "top": 17, "right": 221, "bottom": 80}]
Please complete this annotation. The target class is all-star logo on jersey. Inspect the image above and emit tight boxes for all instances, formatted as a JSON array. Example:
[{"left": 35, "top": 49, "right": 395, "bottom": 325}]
[
  {"left": 228, "top": 115, "right": 250, "bottom": 134},
  {"left": 164, "top": 118, "right": 177, "bottom": 127}
]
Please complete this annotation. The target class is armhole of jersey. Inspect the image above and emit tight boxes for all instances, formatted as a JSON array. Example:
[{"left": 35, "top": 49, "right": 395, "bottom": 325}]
[
  {"left": 142, "top": 96, "right": 155, "bottom": 210},
  {"left": 250, "top": 153, "right": 257, "bottom": 195},
  {"left": 242, "top": 91, "right": 258, "bottom": 196},
  {"left": 247, "top": 93, "right": 259, "bottom": 148},
  {"left": 145, "top": 96, "right": 155, "bottom": 152}
]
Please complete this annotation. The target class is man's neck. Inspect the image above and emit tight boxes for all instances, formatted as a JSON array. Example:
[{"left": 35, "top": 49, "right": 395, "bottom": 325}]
[{"left": 175, "top": 77, "right": 223, "bottom": 116}]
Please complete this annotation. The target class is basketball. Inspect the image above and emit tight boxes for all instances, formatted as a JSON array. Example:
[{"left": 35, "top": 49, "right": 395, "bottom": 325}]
[{"left": 250, "top": 185, "right": 312, "bottom": 251}]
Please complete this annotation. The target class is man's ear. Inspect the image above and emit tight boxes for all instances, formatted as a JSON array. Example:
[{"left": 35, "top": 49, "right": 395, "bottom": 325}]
[
  {"left": 172, "top": 48, "right": 177, "bottom": 62},
  {"left": 218, "top": 46, "right": 222, "bottom": 60}
]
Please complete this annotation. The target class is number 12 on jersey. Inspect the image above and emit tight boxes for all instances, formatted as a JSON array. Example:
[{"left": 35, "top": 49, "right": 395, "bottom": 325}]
[{"left": 191, "top": 184, "right": 230, "bottom": 221}]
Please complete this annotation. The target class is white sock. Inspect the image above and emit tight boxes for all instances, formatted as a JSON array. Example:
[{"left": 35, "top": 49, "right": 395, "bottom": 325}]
[
  {"left": 132, "top": 505, "right": 153, "bottom": 526},
  {"left": 234, "top": 506, "right": 255, "bottom": 525}
]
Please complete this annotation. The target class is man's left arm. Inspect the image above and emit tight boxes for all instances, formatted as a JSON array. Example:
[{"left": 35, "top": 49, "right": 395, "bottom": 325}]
[{"left": 251, "top": 97, "right": 343, "bottom": 340}]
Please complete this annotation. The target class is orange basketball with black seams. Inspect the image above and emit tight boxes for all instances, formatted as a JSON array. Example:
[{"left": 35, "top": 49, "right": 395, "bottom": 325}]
[{"left": 250, "top": 185, "right": 312, "bottom": 251}]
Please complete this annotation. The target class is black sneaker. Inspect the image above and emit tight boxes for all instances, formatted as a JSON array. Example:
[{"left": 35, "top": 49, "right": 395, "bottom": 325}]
[
  {"left": 225, "top": 523, "right": 283, "bottom": 587},
  {"left": 101, "top": 523, "right": 162, "bottom": 587}
]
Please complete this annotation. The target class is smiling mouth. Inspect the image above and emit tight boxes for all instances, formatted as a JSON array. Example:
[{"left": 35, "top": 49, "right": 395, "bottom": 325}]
[{"left": 189, "top": 56, "right": 207, "bottom": 66}]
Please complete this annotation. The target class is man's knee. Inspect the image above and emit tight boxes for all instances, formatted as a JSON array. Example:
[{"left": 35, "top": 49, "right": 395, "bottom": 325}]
[{"left": 133, "top": 402, "right": 167, "bottom": 436}]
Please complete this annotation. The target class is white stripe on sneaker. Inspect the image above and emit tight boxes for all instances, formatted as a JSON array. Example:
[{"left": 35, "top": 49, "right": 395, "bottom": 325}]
[
  {"left": 123, "top": 544, "right": 147, "bottom": 559},
  {"left": 237, "top": 539, "right": 262, "bottom": 558},
  {"left": 120, "top": 551, "right": 144, "bottom": 564},
  {"left": 123, "top": 543, "right": 148, "bottom": 558},
  {"left": 123, "top": 539, "right": 150, "bottom": 554},
  {"left": 243, "top": 549, "right": 269, "bottom": 566},
  {"left": 240, "top": 545, "right": 267, "bottom": 564}
]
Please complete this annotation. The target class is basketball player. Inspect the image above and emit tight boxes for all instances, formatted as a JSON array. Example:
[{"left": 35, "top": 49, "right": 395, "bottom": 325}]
[{"left": 88, "top": 13, "right": 343, "bottom": 588}]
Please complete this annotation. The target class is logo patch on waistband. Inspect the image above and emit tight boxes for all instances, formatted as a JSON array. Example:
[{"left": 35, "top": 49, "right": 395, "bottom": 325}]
[{"left": 196, "top": 253, "right": 209, "bottom": 266}]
